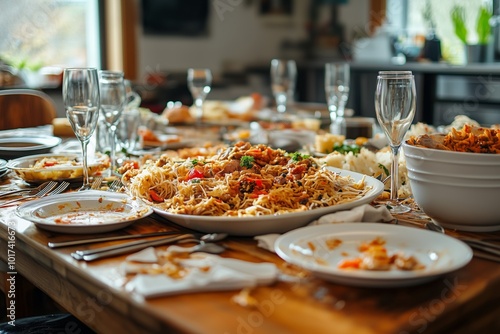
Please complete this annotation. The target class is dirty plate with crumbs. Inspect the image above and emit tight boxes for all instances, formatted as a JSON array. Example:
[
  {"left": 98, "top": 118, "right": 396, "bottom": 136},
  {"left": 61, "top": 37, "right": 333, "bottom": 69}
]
[
  {"left": 275, "top": 223, "right": 473, "bottom": 288},
  {"left": 16, "top": 190, "right": 153, "bottom": 234}
]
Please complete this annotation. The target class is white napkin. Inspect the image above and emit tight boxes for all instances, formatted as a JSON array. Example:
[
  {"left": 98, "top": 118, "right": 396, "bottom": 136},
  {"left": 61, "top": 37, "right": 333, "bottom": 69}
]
[
  {"left": 254, "top": 204, "right": 393, "bottom": 252},
  {"left": 125, "top": 252, "right": 278, "bottom": 298}
]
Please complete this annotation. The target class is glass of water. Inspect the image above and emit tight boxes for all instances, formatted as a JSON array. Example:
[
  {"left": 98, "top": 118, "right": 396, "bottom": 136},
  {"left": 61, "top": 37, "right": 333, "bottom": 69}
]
[{"left": 325, "top": 62, "right": 350, "bottom": 136}]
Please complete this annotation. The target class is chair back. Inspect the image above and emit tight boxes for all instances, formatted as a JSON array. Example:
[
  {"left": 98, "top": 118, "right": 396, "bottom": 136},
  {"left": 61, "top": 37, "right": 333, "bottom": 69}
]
[{"left": 0, "top": 89, "right": 57, "bottom": 130}]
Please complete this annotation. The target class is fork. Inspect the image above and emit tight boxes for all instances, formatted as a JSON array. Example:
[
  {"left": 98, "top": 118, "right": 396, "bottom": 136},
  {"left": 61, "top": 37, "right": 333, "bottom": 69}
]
[
  {"left": 0, "top": 181, "right": 58, "bottom": 207},
  {"left": 90, "top": 176, "right": 103, "bottom": 190},
  {"left": 0, "top": 181, "right": 53, "bottom": 199},
  {"left": 108, "top": 179, "right": 123, "bottom": 192},
  {"left": 46, "top": 181, "right": 70, "bottom": 196}
]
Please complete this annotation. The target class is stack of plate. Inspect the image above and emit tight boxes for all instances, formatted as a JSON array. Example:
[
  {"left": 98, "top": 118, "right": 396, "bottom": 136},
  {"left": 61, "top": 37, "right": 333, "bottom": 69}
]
[{"left": 0, "top": 159, "right": 9, "bottom": 178}]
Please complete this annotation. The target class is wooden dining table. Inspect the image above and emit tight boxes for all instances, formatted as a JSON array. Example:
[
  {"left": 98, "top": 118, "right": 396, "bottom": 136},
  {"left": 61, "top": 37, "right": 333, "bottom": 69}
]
[{"left": 1, "top": 177, "right": 500, "bottom": 334}]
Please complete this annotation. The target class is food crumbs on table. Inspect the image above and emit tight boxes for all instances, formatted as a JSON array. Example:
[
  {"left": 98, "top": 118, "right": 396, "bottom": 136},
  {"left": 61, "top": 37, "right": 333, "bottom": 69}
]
[{"left": 232, "top": 288, "right": 258, "bottom": 308}]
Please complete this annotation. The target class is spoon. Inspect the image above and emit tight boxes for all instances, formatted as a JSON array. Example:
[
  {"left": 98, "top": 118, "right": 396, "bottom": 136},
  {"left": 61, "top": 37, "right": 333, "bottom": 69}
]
[
  {"left": 167, "top": 242, "right": 226, "bottom": 254},
  {"left": 166, "top": 233, "right": 228, "bottom": 254}
]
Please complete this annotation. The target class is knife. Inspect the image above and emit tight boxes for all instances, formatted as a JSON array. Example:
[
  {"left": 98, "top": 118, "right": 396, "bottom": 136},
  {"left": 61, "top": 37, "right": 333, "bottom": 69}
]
[
  {"left": 71, "top": 234, "right": 194, "bottom": 261},
  {"left": 48, "top": 230, "right": 186, "bottom": 248}
]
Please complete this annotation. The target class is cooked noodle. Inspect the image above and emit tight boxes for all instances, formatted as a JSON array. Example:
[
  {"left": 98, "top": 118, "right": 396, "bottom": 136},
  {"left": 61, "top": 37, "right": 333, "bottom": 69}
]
[{"left": 124, "top": 142, "right": 372, "bottom": 217}]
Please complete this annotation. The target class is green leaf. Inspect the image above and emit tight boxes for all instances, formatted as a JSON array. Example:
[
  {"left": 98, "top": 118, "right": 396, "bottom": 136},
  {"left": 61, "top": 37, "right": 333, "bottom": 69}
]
[
  {"left": 477, "top": 5, "right": 492, "bottom": 45},
  {"left": 288, "top": 152, "right": 310, "bottom": 161},
  {"left": 451, "top": 5, "right": 468, "bottom": 44},
  {"left": 378, "top": 163, "right": 390, "bottom": 177},
  {"left": 240, "top": 156, "right": 255, "bottom": 168}
]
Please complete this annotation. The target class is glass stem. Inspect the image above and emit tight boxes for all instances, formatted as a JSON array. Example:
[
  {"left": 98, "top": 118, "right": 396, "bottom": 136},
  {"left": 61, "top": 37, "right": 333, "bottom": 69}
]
[
  {"left": 109, "top": 126, "right": 117, "bottom": 174},
  {"left": 195, "top": 98, "right": 203, "bottom": 124},
  {"left": 390, "top": 145, "right": 400, "bottom": 204},
  {"left": 81, "top": 140, "right": 90, "bottom": 188},
  {"left": 276, "top": 93, "right": 287, "bottom": 113}
]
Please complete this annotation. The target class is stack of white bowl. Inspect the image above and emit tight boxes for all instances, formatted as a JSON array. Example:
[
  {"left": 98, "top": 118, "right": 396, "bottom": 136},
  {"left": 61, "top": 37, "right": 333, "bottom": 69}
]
[{"left": 403, "top": 142, "right": 500, "bottom": 232}]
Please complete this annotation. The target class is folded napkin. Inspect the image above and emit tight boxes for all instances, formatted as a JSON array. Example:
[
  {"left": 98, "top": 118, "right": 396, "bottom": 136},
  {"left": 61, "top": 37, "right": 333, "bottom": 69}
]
[
  {"left": 124, "top": 249, "right": 278, "bottom": 298},
  {"left": 255, "top": 204, "right": 393, "bottom": 253}
]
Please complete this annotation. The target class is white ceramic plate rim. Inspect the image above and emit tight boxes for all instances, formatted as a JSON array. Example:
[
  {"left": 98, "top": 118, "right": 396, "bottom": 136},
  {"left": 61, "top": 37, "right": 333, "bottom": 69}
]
[
  {"left": 0, "top": 135, "right": 62, "bottom": 152},
  {"left": 7, "top": 153, "right": 107, "bottom": 171},
  {"left": 16, "top": 190, "right": 153, "bottom": 233},
  {"left": 151, "top": 167, "right": 384, "bottom": 236},
  {"left": 274, "top": 223, "right": 472, "bottom": 287}
]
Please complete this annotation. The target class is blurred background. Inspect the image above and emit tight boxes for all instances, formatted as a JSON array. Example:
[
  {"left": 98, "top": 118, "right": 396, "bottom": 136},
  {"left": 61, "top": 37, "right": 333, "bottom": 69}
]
[{"left": 1, "top": 0, "right": 500, "bottom": 125}]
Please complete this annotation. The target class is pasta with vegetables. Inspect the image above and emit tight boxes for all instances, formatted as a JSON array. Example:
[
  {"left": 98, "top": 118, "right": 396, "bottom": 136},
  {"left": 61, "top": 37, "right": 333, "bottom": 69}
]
[{"left": 124, "top": 142, "right": 372, "bottom": 217}]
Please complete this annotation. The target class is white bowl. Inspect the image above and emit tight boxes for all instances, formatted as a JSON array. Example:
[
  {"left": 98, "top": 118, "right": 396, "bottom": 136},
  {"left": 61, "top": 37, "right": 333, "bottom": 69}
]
[
  {"left": 408, "top": 176, "right": 500, "bottom": 231},
  {"left": 407, "top": 169, "right": 500, "bottom": 186},
  {"left": 403, "top": 142, "right": 500, "bottom": 231},
  {"left": 403, "top": 141, "right": 500, "bottom": 164},
  {"left": 403, "top": 143, "right": 500, "bottom": 177}
]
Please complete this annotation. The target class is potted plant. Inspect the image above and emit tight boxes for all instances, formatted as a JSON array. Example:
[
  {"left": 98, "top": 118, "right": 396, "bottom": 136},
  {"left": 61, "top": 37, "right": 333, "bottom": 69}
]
[{"left": 451, "top": 4, "right": 493, "bottom": 63}]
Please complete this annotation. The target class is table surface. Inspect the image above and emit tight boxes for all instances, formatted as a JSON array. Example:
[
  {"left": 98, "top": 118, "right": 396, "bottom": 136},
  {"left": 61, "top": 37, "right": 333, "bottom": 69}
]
[{"left": 1, "top": 179, "right": 500, "bottom": 334}]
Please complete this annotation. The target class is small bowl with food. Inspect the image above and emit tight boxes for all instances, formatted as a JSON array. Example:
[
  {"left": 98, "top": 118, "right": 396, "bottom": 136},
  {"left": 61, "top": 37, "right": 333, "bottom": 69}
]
[{"left": 7, "top": 153, "right": 109, "bottom": 184}]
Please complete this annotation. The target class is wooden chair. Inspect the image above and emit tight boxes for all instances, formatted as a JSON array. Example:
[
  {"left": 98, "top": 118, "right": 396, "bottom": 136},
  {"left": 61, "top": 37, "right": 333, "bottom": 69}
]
[{"left": 0, "top": 89, "right": 57, "bottom": 130}]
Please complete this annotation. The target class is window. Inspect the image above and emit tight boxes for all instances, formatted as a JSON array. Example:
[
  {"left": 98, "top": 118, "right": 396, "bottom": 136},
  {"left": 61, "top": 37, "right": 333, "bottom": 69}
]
[
  {"left": 386, "top": 0, "right": 495, "bottom": 64},
  {"left": 0, "top": 0, "right": 101, "bottom": 73}
]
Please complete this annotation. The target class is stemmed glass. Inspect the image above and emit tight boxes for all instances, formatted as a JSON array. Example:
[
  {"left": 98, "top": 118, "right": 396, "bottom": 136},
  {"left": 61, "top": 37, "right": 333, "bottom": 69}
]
[
  {"left": 375, "top": 71, "right": 416, "bottom": 213},
  {"left": 99, "top": 70, "right": 126, "bottom": 175},
  {"left": 325, "top": 62, "right": 350, "bottom": 136},
  {"left": 187, "top": 68, "right": 212, "bottom": 124},
  {"left": 62, "top": 68, "right": 100, "bottom": 190},
  {"left": 270, "top": 59, "right": 297, "bottom": 118}
]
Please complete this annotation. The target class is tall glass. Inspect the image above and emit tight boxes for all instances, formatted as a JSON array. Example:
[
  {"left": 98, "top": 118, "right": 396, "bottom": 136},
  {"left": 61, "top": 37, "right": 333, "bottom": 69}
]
[
  {"left": 375, "top": 71, "right": 416, "bottom": 213},
  {"left": 99, "top": 70, "right": 126, "bottom": 175},
  {"left": 187, "top": 68, "right": 212, "bottom": 124},
  {"left": 325, "top": 62, "right": 350, "bottom": 136},
  {"left": 62, "top": 68, "right": 100, "bottom": 190},
  {"left": 270, "top": 59, "right": 297, "bottom": 118}
]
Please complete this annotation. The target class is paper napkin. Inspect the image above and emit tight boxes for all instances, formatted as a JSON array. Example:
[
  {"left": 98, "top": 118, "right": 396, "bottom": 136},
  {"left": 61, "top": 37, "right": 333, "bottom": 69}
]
[
  {"left": 254, "top": 204, "right": 393, "bottom": 252},
  {"left": 125, "top": 251, "right": 279, "bottom": 298}
]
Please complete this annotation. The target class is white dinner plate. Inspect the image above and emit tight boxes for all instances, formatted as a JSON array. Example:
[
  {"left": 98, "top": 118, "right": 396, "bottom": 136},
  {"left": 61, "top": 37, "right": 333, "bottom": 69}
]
[
  {"left": 7, "top": 153, "right": 109, "bottom": 184},
  {"left": 152, "top": 168, "right": 384, "bottom": 236},
  {"left": 16, "top": 190, "right": 153, "bottom": 234},
  {"left": 0, "top": 135, "right": 62, "bottom": 159},
  {"left": 275, "top": 223, "right": 473, "bottom": 288}
]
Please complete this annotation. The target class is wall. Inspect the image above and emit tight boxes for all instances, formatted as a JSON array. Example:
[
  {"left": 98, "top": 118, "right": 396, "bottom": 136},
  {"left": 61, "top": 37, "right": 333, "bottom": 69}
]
[{"left": 136, "top": 0, "right": 370, "bottom": 81}]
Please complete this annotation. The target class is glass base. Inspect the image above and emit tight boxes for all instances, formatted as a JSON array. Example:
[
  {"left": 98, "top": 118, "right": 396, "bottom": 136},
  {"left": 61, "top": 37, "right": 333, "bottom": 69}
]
[{"left": 386, "top": 202, "right": 412, "bottom": 214}]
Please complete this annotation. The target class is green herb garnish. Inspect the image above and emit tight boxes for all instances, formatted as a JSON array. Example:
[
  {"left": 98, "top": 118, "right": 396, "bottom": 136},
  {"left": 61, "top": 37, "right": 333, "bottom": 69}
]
[
  {"left": 378, "top": 163, "right": 390, "bottom": 177},
  {"left": 240, "top": 156, "right": 255, "bottom": 168},
  {"left": 191, "top": 158, "right": 199, "bottom": 166},
  {"left": 288, "top": 152, "right": 310, "bottom": 161},
  {"left": 331, "top": 144, "right": 361, "bottom": 155}
]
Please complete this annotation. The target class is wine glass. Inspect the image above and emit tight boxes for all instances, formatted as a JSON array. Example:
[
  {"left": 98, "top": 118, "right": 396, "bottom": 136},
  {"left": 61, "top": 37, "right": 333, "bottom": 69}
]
[
  {"left": 325, "top": 62, "right": 350, "bottom": 136},
  {"left": 62, "top": 68, "right": 100, "bottom": 190},
  {"left": 375, "top": 71, "right": 416, "bottom": 213},
  {"left": 187, "top": 68, "right": 212, "bottom": 124},
  {"left": 99, "top": 70, "right": 126, "bottom": 175},
  {"left": 270, "top": 59, "right": 297, "bottom": 118}
]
